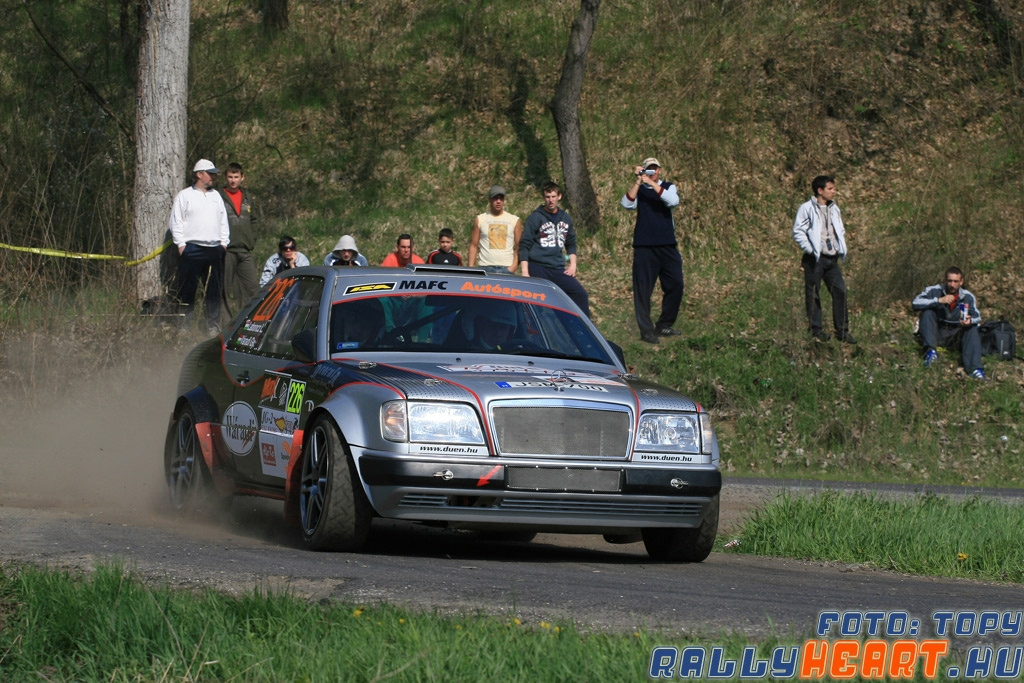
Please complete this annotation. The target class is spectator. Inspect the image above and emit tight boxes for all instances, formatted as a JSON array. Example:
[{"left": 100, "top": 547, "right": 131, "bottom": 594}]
[
  {"left": 381, "top": 233, "right": 425, "bottom": 267},
  {"left": 912, "top": 266, "right": 986, "bottom": 379},
  {"left": 219, "top": 162, "right": 261, "bottom": 314},
  {"left": 519, "top": 181, "right": 590, "bottom": 318},
  {"left": 260, "top": 235, "right": 310, "bottom": 286},
  {"left": 469, "top": 186, "right": 522, "bottom": 274},
  {"left": 427, "top": 228, "right": 463, "bottom": 265},
  {"left": 169, "top": 159, "right": 230, "bottom": 333},
  {"left": 792, "top": 174, "right": 856, "bottom": 343},
  {"left": 620, "top": 157, "right": 685, "bottom": 344},
  {"left": 324, "top": 235, "right": 369, "bottom": 267}
]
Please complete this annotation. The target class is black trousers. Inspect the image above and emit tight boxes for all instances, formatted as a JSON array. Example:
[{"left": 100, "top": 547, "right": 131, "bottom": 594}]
[
  {"left": 177, "top": 243, "right": 226, "bottom": 328},
  {"left": 802, "top": 253, "right": 848, "bottom": 335},
  {"left": 632, "top": 246, "right": 684, "bottom": 336}
]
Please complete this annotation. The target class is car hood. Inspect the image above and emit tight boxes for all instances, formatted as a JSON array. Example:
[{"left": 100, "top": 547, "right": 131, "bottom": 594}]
[{"left": 337, "top": 356, "right": 700, "bottom": 412}]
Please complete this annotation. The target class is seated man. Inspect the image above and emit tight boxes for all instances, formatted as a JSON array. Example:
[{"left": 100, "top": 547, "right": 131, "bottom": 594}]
[
  {"left": 911, "top": 266, "right": 986, "bottom": 380},
  {"left": 450, "top": 300, "right": 518, "bottom": 351},
  {"left": 331, "top": 299, "right": 385, "bottom": 351}
]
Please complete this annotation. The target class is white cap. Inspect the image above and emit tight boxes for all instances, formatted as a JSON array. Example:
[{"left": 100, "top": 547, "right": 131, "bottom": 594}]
[{"left": 192, "top": 159, "right": 220, "bottom": 173}]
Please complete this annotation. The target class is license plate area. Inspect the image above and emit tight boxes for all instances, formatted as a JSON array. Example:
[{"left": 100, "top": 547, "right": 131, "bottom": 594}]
[{"left": 506, "top": 466, "right": 622, "bottom": 493}]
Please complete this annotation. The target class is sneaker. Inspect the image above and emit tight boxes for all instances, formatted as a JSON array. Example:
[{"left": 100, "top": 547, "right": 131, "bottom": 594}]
[
  {"left": 640, "top": 332, "right": 660, "bottom": 344},
  {"left": 923, "top": 349, "right": 938, "bottom": 367},
  {"left": 836, "top": 332, "right": 858, "bottom": 344},
  {"left": 657, "top": 327, "right": 682, "bottom": 336},
  {"left": 971, "top": 368, "right": 988, "bottom": 381},
  {"left": 811, "top": 330, "right": 831, "bottom": 342}
]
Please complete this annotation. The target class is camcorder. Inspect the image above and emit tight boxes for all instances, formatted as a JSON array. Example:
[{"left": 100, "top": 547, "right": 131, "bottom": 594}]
[{"left": 642, "top": 169, "right": 656, "bottom": 176}]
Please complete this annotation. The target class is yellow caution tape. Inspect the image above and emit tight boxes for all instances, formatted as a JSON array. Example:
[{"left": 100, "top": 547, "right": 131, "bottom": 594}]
[{"left": 0, "top": 240, "right": 172, "bottom": 266}]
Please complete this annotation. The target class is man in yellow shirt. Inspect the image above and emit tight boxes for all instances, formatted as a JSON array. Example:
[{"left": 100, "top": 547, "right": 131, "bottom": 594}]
[{"left": 469, "top": 186, "right": 522, "bottom": 274}]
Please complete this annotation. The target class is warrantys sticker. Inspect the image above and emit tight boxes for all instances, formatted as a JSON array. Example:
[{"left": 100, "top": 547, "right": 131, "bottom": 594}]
[{"left": 221, "top": 402, "right": 259, "bottom": 455}]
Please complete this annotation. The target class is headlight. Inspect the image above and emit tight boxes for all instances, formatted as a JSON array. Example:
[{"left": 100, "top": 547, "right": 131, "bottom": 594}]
[
  {"left": 636, "top": 413, "right": 701, "bottom": 453},
  {"left": 381, "top": 401, "right": 485, "bottom": 444}
]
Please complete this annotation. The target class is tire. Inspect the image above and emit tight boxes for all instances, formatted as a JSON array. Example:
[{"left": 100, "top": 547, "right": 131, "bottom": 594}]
[
  {"left": 164, "top": 405, "right": 224, "bottom": 513},
  {"left": 642, "top": 495, "right": 720, "bottom": 562},
  {"left": 299, "top": 416, "right": 373, "bottom": 551}
]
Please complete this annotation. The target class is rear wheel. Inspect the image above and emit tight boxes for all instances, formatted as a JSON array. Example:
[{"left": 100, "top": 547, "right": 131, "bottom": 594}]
[
  {"left": 299, "top": 416, "right": 373, "bottom": 551},
  {"left": 165, "top": 405, "right": 222, "bottom": 512},
  {"left": 642, "top": 495, "right": 719, "bottom": 562}
]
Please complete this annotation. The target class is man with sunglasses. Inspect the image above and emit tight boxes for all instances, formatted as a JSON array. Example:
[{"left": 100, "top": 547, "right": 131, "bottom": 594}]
[
  {"left": 169, "top": 159, "right": 230, "bottom": 333},
  {"left": 260, "top": 235, "right": 310, "bottom": 286}
]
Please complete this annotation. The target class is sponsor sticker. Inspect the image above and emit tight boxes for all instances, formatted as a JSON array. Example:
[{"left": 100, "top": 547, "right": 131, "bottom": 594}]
[
  {"left": 441, "top": 364, "right": 618, "bottom": 386},
  {"left": 221, "top": 402, "right": 258, "bottom": 455},
  {"left": 459, "top": 280, "right": 547, "bottom": 301},
  {"left": 258, "top": 407, "right": 296, "bottom": 478},
  {"left": 495, "top": 380, "right": 608, "bottom": 392},
  {"left": 412, "top": 444, "right": 489, "bottom": 456},
  {"left": 344, "top": 282, "right": 396, "bottom": 295}
]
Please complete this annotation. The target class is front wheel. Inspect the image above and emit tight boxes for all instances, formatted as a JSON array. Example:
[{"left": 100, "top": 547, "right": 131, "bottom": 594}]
[
  {"left": 642, "top": 495, "right": 719, "bottom": 562},
  {"left": 299, "top": 416, "right": 373, "bottom": 551}
]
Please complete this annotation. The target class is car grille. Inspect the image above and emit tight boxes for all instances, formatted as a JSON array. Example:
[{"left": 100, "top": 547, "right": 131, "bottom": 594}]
[
  {"left": 491, "top": 404, "right": 631, "bottom": 459},
  {"left": 396, "top": 494, "right": 702, "bottom": 518}
]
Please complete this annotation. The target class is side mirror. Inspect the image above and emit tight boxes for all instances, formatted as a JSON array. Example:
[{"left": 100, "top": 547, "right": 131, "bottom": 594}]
[{"left": 292, "top": 328, "right": 317, "bottom": 362}]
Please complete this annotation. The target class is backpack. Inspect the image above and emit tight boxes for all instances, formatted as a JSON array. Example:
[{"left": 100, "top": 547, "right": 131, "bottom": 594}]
[{"left": 979, "top": 320, "right": 1017, "bottom": 360}]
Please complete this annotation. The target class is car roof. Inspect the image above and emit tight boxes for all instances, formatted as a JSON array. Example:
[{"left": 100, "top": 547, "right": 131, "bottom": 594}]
[{"left": 282, "top": 264, "right": 569, "bottom": 299}]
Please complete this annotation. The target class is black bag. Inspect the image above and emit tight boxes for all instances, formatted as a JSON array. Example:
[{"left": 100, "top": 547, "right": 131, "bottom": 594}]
[{"left": 979, "top": 320, "right": 1017, "bottom": 360}]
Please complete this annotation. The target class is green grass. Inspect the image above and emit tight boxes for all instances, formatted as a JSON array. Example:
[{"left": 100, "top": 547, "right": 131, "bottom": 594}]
[
  {"left": 0, "top": 563, "right": 758, "bottom": 682},
  {"left": 728, "top": 490, "right": 1024, "bottom": 582}
]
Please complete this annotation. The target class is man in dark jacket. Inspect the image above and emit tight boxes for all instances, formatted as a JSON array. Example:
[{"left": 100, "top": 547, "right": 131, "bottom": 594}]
[
  {"left": 912, "top": 266, "right": 986, "bottom": 380},
  {"left": 620, "top": 157, "right": 684, "bottom": 344},
  {"left": 519, "top": 181, "right": 590, "bottom": 318},
  {"left": 219, "top": 162, "right": 260, "bottom": 313}
]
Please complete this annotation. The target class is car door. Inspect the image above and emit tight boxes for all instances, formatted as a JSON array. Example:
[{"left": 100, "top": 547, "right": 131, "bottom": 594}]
[{"left": 222, "top": 275, "right": 326, "bottom": 487}]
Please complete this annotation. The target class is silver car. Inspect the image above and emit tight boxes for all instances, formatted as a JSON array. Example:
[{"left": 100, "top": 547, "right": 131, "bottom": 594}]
[{"left": 165, "top": 265, "right": 721, "bottom": 561}]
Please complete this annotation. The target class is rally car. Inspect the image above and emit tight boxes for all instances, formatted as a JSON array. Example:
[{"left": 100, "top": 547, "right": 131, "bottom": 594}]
[{"left": 165, "top": 264, "right": 722, "bottom": 561}]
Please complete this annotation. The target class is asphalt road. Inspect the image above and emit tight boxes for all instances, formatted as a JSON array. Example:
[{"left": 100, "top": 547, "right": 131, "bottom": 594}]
[
  {"left": 3, "top": 358, "right": 1023, "bottom": 640},
  {"left": 3, "top": 477, "right": 1023, "bottom": 639}
]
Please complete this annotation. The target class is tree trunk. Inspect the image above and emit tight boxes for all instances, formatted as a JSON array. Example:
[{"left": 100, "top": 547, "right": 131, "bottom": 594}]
[
  {"left": 550, "top": 0, "right": 600, "bottom": 232},
  {"left": 132, "top": 0, "right": 190, "bottom": 305},
  {"left": 263, "top": 0, "right": 289, "bottom": 33}
]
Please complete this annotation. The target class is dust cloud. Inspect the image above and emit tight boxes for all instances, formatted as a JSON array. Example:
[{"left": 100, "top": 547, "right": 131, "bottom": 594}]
[{"left": 0, "top": 343, "right": 186, "bottom": 525}]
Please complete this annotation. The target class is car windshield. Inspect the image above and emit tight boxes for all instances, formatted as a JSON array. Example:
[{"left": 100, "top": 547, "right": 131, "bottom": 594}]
[{"left": 328, "top": 293, "right": 614, "bottom": 364}]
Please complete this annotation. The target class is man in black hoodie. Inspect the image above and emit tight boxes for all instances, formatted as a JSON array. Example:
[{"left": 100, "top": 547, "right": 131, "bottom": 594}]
[{"left": 519, "top": 182, "right": 590, "bottom": 318}]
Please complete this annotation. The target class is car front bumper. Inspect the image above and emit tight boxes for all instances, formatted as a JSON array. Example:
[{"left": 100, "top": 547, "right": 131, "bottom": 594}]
[{"left": 357, "top": 454, "right": 721, "bottom": 529}]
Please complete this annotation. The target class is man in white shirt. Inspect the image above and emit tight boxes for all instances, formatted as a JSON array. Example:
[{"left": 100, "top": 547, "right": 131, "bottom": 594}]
[{"left": 169, "top": 159, "right": 230, "bottom": 334}]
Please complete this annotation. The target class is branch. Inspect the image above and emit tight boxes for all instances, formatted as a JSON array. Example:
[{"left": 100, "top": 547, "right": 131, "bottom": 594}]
[{"left": 22, "top": 0, "right": 135, "bottom": 145}]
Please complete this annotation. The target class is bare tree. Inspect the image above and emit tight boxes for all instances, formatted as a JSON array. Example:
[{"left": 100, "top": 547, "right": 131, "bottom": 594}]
[
  {"left": 550, "top": 0, "right": 600, "bottom": 232},
  {"left": 132, "top": 0, "right": 190, "bottom": 304}
]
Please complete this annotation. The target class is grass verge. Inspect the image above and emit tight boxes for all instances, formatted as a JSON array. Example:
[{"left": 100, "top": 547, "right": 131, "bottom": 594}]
[
  {"left": 0, "top": 563, "right": 763, "bottom": 682},
  {"left": 727, "top": 490, "right": 1024, "bottom": 583}
]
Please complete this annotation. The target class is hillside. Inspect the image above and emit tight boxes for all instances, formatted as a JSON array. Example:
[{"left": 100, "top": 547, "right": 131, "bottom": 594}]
[{"left": 1, "top": 0, "right": 1022, "bottom": 485}]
